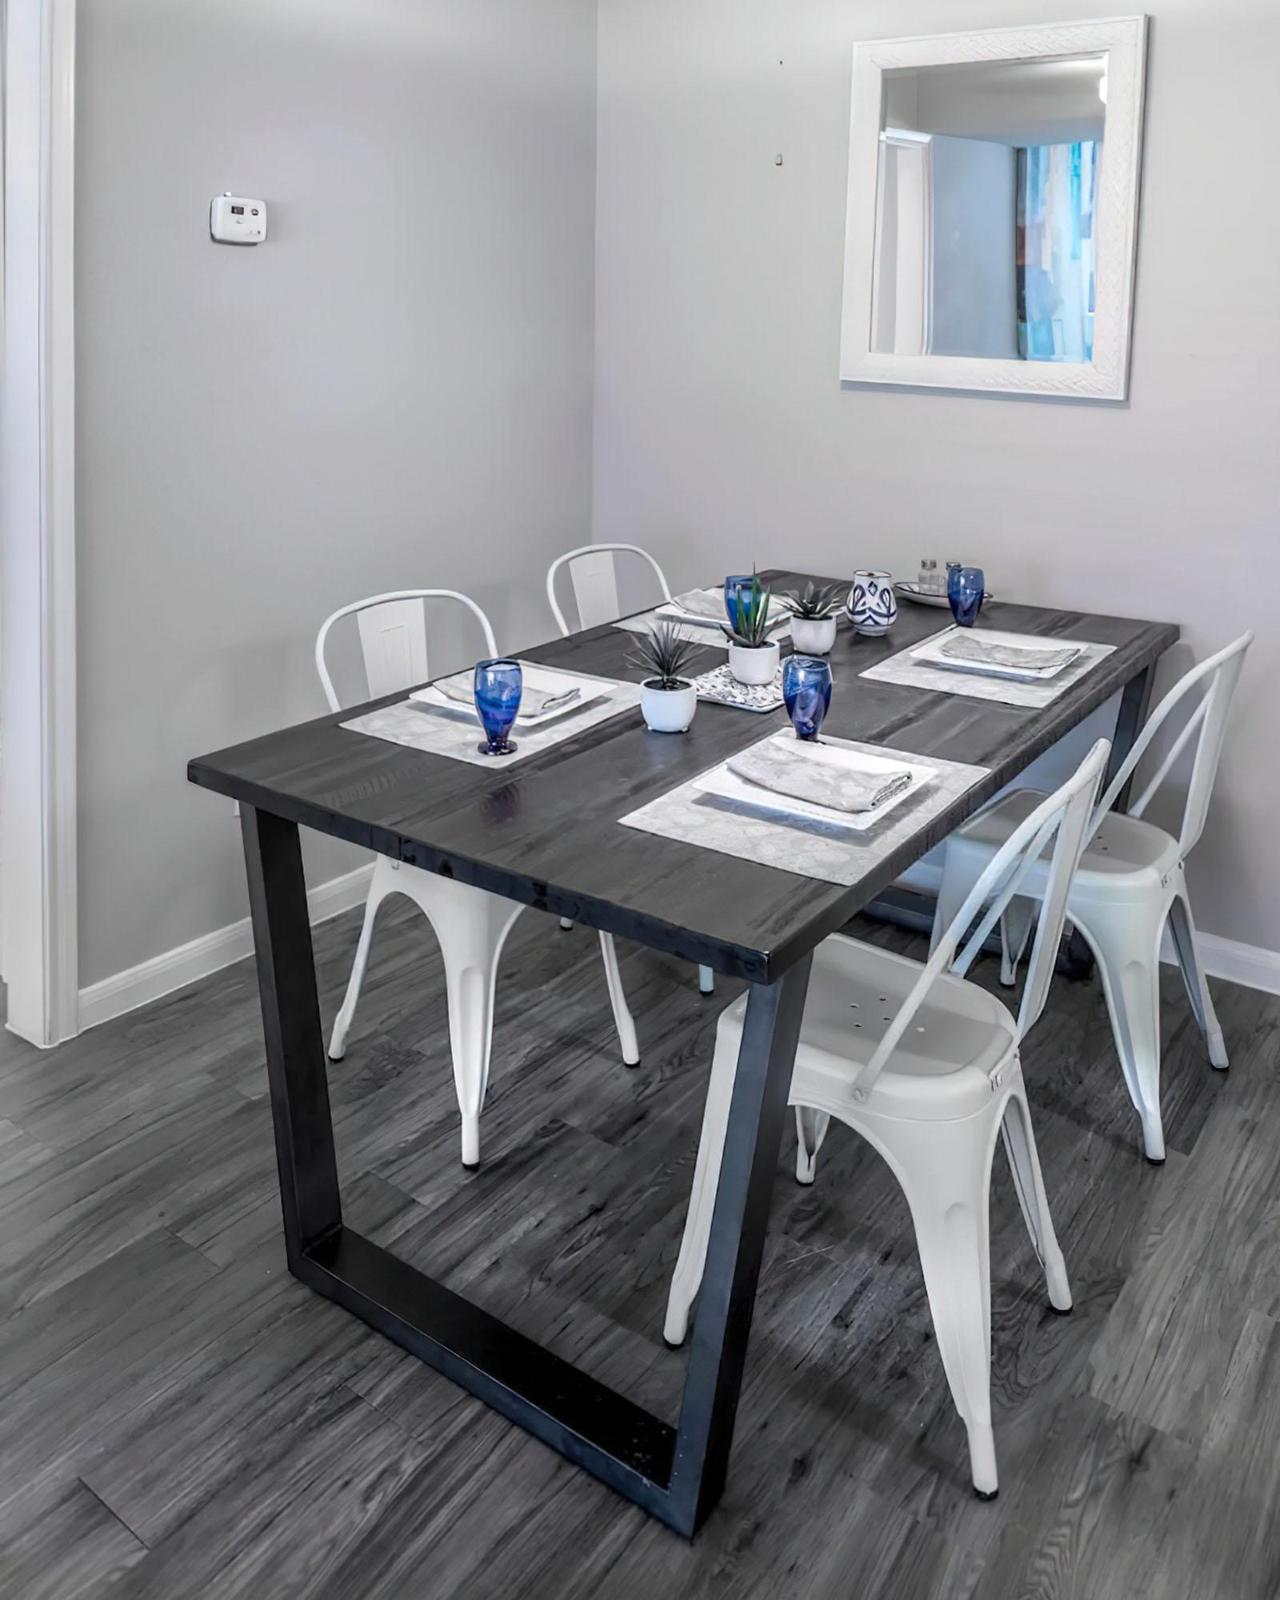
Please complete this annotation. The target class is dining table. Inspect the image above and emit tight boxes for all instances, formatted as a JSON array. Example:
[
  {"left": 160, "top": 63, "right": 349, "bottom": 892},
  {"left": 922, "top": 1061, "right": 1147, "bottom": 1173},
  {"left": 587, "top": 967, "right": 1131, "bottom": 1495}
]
[{"left": 187, "top": 570, "right": 1178, "bottom": 1537}]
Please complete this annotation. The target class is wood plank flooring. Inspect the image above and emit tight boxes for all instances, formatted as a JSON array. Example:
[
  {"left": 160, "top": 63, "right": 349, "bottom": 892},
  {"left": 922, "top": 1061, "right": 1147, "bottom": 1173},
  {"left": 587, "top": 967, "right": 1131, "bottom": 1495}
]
[{"left": 0, "top": 896, "right": 1276, "bottom": 1598}]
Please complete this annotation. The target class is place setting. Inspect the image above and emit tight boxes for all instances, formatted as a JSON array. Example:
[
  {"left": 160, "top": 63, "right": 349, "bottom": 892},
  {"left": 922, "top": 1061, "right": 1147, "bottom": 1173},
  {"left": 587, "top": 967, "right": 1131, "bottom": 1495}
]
[
  {"left": 614, "top": 570, "right": 796, "bottom": 651},
  {"left": 340, "top": 655, "right": 641, "bottom": 767},
  {"left": 860, "top": 563, "right": 1116, "bottom": 707},
  {"left": 622, "top": 647, "right": 988, "bottom": 886}
]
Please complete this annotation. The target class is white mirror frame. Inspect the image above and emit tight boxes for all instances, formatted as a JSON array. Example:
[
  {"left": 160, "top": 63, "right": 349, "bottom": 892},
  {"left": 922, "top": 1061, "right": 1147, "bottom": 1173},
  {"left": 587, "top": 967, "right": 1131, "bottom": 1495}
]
[{"left": 840, "top": 15, "right": 1148, "bottom": 401}]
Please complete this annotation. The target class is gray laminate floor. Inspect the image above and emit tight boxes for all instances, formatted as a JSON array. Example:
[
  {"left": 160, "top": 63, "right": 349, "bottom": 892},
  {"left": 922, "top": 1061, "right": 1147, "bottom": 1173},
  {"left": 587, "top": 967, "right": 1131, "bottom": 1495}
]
[{"left": 0, "top": 897, "right": 1277, "bottom": 1599}]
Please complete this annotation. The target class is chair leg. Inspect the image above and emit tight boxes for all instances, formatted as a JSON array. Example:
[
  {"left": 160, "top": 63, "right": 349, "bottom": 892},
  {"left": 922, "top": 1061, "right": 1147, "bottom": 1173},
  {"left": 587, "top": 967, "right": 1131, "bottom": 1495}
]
[
  {"left": 889, "top": 1110, "right": 1000, "bottom": 1498},
  {"left": 1167, "top": 886, "right": 1228, "bottom": 1070},
  {"left": 663, "top": 1027, "right": 740, "bottom": 1347},
  {"left": 426, "top": 881, "right": 524, "bottom": 1169},
  {"left": 794, "top": 1106, "right": 830, "bottom": 1185},
  {"left": 1074, "top": 905, "right": 1168, "bottom": 1163},
  {"left": 999, "top": 1082, "right": 1071, "bottom": 1311},
  {"left": 598, "top": 933, "right": 640, "bottom": 1066},
  {"left": 698, "top": 964, "right": 716, "bottom": 996},
  {"left": 998, "top": 896, "right": 1037, "bottom": 988},
  {"left": 328, "top": 881, "right": 390, "bottom": 1061}
]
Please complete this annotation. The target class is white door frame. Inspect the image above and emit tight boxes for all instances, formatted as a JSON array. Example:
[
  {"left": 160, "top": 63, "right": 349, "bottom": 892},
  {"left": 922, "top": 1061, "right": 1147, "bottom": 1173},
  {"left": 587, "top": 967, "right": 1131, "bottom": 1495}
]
[{"left": 1, "top": 0, "right": 79, "bottom": 1046}]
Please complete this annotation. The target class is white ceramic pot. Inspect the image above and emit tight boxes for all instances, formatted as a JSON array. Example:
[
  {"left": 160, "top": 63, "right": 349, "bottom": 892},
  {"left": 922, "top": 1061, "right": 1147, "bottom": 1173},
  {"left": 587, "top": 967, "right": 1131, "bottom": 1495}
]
[
  {"left": 640, "top": 678, "right": 698, "bottom": 733},
  {"left": 790, "top": 615, "right": 838, "bottom": 656},
  {"left": 728, "top": 639, "right": 780, "bottom": 687}
]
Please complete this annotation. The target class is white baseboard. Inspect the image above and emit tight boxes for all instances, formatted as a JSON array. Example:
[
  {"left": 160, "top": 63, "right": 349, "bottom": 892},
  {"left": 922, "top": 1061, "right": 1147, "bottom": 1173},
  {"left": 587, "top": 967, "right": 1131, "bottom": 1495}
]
[
  {"left": 74, "top": 860, "right": 1280, "bottom": 1036},
  {"left": 77, "top": 864, "right": 374, "bottom": 1033},
  {"left": 1162, "top": 928, "right": 1280, "bottom": 997}
]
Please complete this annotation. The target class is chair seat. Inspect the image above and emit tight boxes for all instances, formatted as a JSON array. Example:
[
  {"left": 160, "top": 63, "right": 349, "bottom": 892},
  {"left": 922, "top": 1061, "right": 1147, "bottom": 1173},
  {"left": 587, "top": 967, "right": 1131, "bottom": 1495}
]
[
  {"left": 716, "top": 935, "right": 1016, "bottom": 1121},
  {"left": 950, "top": 788, "right": 1181, "bottom": 903}
]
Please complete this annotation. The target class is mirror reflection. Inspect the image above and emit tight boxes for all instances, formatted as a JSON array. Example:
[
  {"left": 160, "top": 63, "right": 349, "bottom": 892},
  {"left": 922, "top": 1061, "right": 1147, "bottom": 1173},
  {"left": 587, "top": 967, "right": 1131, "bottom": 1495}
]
[{"left": 872, "top": 56, "right": 1106, "bottom": 363}]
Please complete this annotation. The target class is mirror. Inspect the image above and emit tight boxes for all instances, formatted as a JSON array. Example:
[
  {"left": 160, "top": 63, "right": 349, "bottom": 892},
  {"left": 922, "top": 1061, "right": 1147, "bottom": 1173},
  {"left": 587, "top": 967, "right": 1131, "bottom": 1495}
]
[{"left": 841, "top": 19, "right": 1147, "bottom": 400}]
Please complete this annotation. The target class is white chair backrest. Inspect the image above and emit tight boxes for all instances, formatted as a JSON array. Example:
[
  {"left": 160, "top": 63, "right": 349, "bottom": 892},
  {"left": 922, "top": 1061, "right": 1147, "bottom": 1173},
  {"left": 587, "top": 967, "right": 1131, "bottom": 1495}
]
[
  {"left": 1094, "top": 632, "right": 1251, "bottom": 857},
  {"left": 546, "top": 544, "right": 672, "bottom": 637},
  {"left": 851, "top": 739, "right": 1111, "bottom": 1100},
  {"left": 314, "top": 589, "right": 498, "bottom": 713}
]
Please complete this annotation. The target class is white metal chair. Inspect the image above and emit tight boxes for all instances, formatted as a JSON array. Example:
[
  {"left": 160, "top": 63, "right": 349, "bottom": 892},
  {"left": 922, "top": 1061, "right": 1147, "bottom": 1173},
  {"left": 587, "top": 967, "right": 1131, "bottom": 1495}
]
[
  {"left": 663, "top": 739, "right": 1111, "bottom": 1500},
  {"left": 933, "top": 633, "right": 1252, "bottom": 1164},
  {"left": 547, "top": 543, "right": 715, "bottom": 998},
  {"left": 316, "top": 589, "right": 640, "bottom": 1168}
]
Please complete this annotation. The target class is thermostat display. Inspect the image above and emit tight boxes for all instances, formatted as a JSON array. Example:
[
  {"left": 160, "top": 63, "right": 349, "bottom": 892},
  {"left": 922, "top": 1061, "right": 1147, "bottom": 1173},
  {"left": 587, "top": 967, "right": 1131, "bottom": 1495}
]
[{"left": 210, "top": 193, "right": 267, "bottom": 244}]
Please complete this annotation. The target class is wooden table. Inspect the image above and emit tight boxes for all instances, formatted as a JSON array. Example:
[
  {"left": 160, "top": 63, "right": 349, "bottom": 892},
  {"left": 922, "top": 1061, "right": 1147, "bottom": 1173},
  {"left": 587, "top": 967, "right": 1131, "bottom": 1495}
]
[{"left": 188, "top": 574, "right": 1177, "bottom": 1537}]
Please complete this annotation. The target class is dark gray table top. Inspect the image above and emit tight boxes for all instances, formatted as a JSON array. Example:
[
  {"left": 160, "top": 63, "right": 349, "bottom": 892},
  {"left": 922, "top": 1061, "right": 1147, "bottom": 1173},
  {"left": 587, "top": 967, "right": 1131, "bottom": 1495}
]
[{"left": 189, "top": 573, "right": 1178, "bottom": 982}]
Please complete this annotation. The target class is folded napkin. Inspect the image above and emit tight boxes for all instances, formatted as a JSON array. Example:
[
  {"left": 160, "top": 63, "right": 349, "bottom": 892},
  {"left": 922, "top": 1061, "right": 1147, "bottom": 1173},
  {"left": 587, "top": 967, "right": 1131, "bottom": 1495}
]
[
  {"left": 435, "top": 677, "right": 581, "bottom": 717},
  {"left": 940, "top": 633, "right": 1080, "bottom": 672},
  {"left": 727, "top": 742, "right": 913, "bottom": 814},
  {"left": 669, "top": 588, "right": 730, "bottom": 623}
]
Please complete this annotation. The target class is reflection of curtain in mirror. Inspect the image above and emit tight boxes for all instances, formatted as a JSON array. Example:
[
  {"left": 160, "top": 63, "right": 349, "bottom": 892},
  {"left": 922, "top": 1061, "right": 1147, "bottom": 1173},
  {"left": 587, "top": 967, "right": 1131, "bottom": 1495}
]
[{"left": 1016, "top": 142, "right": 1099, "bottom": 362}]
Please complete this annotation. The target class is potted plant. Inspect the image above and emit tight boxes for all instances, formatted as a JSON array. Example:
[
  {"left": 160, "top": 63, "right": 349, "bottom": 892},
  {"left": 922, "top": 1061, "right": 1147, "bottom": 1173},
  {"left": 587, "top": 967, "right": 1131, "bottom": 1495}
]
[
  {"left": 786, "top": 581, "right": 844, "bottom": 656},
  {"left": 629, "top": 622, "right": 700, "bottom": 732},
  {"left": 722, "top": 574, "right": 780, "bottom": 686}
]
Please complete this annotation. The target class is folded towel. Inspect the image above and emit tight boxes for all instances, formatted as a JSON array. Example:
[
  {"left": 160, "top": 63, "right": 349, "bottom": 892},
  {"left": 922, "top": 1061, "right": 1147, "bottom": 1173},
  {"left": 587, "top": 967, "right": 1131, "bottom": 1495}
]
[
  {"left": 435, "top": 677, "right": 581, "bottom": 717},
  {"left": 727, "top": 742, "right": 913, "bottom": 814},
  {"left": 940, "top": 633, "right": 1080, "bottom": 672}
]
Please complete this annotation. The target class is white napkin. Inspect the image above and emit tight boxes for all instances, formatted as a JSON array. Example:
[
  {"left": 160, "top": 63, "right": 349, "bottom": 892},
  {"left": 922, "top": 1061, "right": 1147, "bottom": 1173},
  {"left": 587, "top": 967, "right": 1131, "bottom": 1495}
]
[
  {"left": 668, "top": 588, "right": 730, "bottom": 623},
  {"left": 727, "top": 742, "right": 913, "bottom": 814},
  {"left": 435, "top": 677, "right": 582, "bottom": 717},
  {"left": 941, "top": 633, "right": 1080, "bottom": 672}
]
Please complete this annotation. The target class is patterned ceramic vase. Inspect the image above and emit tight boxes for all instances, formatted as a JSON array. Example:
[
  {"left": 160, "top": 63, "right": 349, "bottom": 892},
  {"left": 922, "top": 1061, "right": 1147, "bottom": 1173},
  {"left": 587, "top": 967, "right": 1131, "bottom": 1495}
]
[{"left": 846, "top": 571, "right": 898, "bottom": 637}]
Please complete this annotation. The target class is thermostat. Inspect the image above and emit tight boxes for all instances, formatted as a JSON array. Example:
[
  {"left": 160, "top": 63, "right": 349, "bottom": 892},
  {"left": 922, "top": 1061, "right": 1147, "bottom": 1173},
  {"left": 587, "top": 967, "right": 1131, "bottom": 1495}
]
[{"left": 210, "top": 193, "right": 267, "bottom": 244}]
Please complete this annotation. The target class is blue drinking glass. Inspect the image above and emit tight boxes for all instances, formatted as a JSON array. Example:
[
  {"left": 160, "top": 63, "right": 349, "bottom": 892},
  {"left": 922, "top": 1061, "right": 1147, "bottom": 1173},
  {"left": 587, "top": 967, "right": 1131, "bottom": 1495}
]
[
  {"left": 783, "top": 655, "right": 833, "bottom": 741},
  {"left": 473, "top": 658, "right": 522, "bottom": 755},
  {"left": 948, "top": 566, "right": 986, "bottom": 628},
  {"left": 724, "top": 574, "right": 755, "bottom": 632}
]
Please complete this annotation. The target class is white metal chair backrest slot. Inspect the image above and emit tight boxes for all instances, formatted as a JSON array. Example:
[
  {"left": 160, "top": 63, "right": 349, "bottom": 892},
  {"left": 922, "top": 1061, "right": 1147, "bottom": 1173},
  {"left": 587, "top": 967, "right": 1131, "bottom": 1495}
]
[
  {"left": 850, "top": 739, "right": 1110, "bottom": 1100},
  {"left": 314, "top": 589, "right": 499, "bottom": 714},
  {"left": 546, "top": 544, "right": 673, "bottom": 637},
  {"left": 1093, "top": 631, "right": 1252, "bottom": 857},
  {"left": 356, "top": 601, "right": 430, "bottom": 702}
]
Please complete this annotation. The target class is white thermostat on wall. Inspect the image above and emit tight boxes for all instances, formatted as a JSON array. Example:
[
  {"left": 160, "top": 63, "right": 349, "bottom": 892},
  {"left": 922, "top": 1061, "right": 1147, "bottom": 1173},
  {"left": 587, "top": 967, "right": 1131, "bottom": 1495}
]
[{"left": 210, "top": 193, "right": 267, "bottom": 244}]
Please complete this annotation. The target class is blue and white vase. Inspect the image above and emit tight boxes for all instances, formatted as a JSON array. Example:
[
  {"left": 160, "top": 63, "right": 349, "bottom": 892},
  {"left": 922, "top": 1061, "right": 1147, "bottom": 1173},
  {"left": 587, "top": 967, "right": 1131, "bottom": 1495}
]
[{"left": 846, "top": 570, "right": 898, "bottom": 637}]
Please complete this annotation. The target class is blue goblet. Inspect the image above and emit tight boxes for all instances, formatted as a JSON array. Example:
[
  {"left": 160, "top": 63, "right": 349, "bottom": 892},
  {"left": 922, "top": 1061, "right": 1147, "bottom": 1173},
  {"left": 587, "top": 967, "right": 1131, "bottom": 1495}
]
[
  {"left": 724, "top": 574, "right": 755, "bottom": 632},
  {"left": 948, "top": 566, "right": 986, "bottom": 629},
  {"left": 473, "top": 659, "right": 522, "bottom": 755},
  {"left": 783, "top": 654, "right": 833, "bottom": 741}
]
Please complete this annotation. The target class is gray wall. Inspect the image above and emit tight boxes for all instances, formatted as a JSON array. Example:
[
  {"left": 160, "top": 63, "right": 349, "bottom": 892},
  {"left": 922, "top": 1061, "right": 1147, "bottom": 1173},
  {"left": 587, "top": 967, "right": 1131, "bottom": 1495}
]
[
  {"left": 76, "top": 0, "right": 598, "bottom": 985},
  {"left": 594, "top": 0, "right": 1280, "bottom": 951},
  {"left": 928, "top": 135, "right": 1018, "bottom": 359}
]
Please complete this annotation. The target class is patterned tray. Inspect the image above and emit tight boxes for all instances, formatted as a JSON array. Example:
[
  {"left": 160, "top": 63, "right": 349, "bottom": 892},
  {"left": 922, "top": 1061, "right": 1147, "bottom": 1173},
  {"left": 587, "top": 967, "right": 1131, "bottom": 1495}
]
[{"left": 692, "top": 663, "right": 785, "bottom": 714}]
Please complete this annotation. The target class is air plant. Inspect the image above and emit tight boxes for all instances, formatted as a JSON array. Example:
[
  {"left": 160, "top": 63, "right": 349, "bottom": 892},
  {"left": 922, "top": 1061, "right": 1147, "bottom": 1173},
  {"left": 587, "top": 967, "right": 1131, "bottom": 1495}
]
[
  {"left": 628, "top": 621, "right": 700, "bottom": 689},
  {"left": 722, "top": 573, "right": 776, "bottom": 648},
  {"left": 787, "top": 580, "right": 845, "bottom": 621}
]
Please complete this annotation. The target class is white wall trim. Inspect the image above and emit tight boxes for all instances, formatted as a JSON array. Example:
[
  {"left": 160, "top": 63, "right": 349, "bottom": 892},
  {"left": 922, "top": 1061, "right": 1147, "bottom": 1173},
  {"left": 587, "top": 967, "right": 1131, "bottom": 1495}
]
[
  {"left": 1164, "top": 929, "right": 1280, "bottom": 999},
  {"left": 77, "top": 864, "right": 374, "bottom": 1033},
  {"left": 1, "top": 0, "right": 80, "bottom": 1047}
]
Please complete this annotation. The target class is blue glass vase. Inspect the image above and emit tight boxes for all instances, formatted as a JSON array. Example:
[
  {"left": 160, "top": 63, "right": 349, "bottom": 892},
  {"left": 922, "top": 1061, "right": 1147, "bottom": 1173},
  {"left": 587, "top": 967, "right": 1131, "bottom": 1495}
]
[
  {"left": 723, "top": 574, "right": 756, "bottom": 633},
  {"left": 473, "top": 659, "right": 522, "bottom": 755},
  {"left": 948, "top": 566, "right": 986, "bottom": 629},
  {"left": 783, "top": 655, "right": 833, "bottom": 740}
]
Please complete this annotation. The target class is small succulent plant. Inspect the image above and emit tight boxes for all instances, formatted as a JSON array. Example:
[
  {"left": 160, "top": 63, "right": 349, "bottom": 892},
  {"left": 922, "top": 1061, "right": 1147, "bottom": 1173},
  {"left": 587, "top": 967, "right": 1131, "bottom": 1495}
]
[
  {"left": 787, "top": 580, "right": 845, "bottom": 620},
  {"left": 628, "top": 621, "right": 699, "bottom": 689},
  {"left": 722, "top": 573, "right": 776, "bottom": 648}
]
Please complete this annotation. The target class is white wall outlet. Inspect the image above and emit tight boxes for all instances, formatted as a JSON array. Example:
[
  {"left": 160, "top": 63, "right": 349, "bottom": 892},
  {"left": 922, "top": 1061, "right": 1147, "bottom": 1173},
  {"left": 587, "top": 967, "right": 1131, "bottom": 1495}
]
[{"left": 210, "top": 194, "right": 267, "bottom": 244}]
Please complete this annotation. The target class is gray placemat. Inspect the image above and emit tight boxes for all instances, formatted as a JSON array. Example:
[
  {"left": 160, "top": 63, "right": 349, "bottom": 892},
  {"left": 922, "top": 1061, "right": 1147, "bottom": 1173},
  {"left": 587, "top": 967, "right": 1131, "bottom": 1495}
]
[
  {"left": 860, "top": 627, "right": 1115, "bottom": 708},
  {"left": 619, "top": 737, "right": 989, "bottom": 886},
  {"left": 342, "top": 665, "right": 641, "bottom": 769}
]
